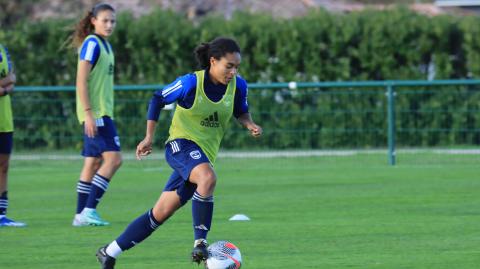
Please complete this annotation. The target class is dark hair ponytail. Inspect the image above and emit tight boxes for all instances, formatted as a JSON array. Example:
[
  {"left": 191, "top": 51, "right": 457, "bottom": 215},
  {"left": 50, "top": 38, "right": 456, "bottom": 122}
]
[
  {"left": 194, "top": 37, "right": 241, "bottom": 69},
  {"left": 194, "top": 43, "right": 210, "bottom": 69},
  {"left": 68, "top": 3, "right": 115, "bottom": 48}
]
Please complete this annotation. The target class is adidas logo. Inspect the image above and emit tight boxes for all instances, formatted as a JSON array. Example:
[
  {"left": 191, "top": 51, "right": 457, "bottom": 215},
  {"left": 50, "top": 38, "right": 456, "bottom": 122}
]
[
  {"left": 194, "top": 224, "right": 209, "bottom": 231},
  {"left": 108, "top": 63, "right": 114, "bottom": 75},
  {"left": 200, "top": 111, "right": 220, "bottom": 128}
]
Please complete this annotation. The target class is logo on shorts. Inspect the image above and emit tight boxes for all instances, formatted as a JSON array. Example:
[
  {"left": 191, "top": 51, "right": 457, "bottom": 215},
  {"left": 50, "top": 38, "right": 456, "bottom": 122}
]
[
  {"left": 114, "top": 136, "right": 120, "bottom": 147},
  {"left": 190, "top": 150, "right": 201, "bottom": 159}
]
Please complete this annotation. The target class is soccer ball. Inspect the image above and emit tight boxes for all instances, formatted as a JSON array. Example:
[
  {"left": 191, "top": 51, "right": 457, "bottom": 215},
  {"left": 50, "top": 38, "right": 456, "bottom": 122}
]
[
  {"left": 0, "top": 44, "right": 11, "bottom": 78},
  {"left": 205, "top": 241, "right": 242, "bottom": 269}
]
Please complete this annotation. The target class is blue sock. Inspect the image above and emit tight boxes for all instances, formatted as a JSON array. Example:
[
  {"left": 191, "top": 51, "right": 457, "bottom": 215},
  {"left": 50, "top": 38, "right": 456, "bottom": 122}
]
[
  {"left": 192, "top": 191, "right": 214, "bottom": 240},
  {"left": 85, "top": 174, "right": 110, "bottom": 209},
  {"left": 76, "top": 181, "right": 91, "bottom": 214},
  {"left": 0, "top": 191, "right": 7, "bottom": 215},
  {"left": 116, "top": 209, "right": 162, "bottom": 251}
]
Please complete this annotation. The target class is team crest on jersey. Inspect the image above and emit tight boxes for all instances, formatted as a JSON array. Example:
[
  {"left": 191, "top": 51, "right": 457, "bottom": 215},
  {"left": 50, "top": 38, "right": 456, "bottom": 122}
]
[
  {"left": 224, "top": 96, "right": 232, "bottom": 107},
  {"left": 114, "top": 136, "right": 121, "bottom": 147},
  {"left": 190, "top": 150, "right": 202, "bottom": 159}
]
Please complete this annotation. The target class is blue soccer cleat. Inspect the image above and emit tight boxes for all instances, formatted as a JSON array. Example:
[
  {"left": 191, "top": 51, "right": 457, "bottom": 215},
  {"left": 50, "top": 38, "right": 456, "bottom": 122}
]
[
  {"left": 0, "top": 216, "right": 26, "bottom": 227},
  {"left": 80, "top": 208, "right": 110, "bottom": 226}
]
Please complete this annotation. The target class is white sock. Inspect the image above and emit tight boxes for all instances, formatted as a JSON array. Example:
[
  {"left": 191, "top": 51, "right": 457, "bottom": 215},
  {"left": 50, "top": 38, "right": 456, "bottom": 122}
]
[
  {"left": 81, "top": 208, "right": 94, "bottom": 214},
  {"left": 106, "top": 240, "right": 123, "bottom": 258},
  {"left": 194, "top": 238, "right": 207, "bottom": 247},
  {"left": 0, "top": 214, "right": 5, "bottom": 219}
]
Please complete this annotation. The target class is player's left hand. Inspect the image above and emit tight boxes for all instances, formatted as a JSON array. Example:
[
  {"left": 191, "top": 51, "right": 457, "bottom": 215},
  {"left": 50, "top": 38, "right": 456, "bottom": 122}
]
[
  {"left": 136, "top": 137, "right": 153, "bottom": 160},
  {"left": 248, "top": 123, "right": 263, "bottom": 138}
]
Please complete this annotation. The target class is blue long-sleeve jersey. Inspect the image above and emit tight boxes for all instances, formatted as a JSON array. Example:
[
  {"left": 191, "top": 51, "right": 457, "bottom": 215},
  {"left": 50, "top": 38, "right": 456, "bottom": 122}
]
[
  {"left": 147, "top": 71, "right": 249, "bottom": 121},
  {"left": 78, "top": 34, "right": 111, "bottom": 68}
]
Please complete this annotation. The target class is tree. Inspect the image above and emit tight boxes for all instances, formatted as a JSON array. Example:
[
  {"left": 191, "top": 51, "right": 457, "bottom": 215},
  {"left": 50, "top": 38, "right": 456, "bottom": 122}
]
[
  {"left": 353, "top": 0, "right": 434, "bottom": 4},
  {"left": 0, "top": 0, "right": 38, "bottom": 27}
]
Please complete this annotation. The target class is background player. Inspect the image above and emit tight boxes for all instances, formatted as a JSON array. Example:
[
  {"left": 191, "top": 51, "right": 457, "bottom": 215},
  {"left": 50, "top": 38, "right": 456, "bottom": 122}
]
[
  {"left": 70, "top": 3, "right": 122, "bottom": 226},
  {"left": 0, "top": 48, "right": 26, "bottom": 227}
]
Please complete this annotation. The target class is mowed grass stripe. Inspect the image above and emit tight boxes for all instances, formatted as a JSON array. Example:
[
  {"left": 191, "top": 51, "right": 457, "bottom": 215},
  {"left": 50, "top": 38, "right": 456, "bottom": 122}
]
[{"left": 0, "top": 155, "right": 478, "bottom": 268}]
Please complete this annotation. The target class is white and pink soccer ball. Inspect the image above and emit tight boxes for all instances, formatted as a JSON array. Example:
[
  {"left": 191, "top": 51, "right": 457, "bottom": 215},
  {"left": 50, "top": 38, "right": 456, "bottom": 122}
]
[{"left": 205, "top": 241, "right": 242, "bottom": 269}]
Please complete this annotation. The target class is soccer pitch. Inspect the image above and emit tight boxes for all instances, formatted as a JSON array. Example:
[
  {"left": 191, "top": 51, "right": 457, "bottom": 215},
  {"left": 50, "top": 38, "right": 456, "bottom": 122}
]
[{"left": 0, "top": 154, "right": 479, "bottom": 269}]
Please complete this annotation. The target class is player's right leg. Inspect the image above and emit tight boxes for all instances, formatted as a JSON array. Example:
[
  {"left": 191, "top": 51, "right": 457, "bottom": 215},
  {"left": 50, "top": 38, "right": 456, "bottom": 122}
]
[
  {"left": 78, "top": 116, "right": 122, "bottom": 226},
  {"left": 0, "top": 132, "right": 26, "bottom": 227},
  {"left": 73, "top": 157, "right": 101, "bottom": 226},
  {"left": 79, "top": 151, "right": 122, "bottom": 226},
  {"left": 97, "top": 191, "right": 182, "bottom": 268},
  {"left": 96, "top": 245, "right": 116, "bottom": 269}
]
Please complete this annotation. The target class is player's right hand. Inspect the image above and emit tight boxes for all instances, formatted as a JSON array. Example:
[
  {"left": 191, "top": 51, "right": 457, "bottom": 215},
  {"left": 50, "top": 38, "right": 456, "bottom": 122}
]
[
  {"left": 136, "top": 137, "right": 153, "bottom": 160},
  {"left": 84, "top": 114, "right": 97, "bottom": 138}
]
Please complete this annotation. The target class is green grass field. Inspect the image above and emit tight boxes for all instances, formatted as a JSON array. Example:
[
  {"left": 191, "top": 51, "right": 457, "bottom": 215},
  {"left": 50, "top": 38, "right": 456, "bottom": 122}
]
[{"left": 0, "top": 153, "right": 479, "bottom": 269}]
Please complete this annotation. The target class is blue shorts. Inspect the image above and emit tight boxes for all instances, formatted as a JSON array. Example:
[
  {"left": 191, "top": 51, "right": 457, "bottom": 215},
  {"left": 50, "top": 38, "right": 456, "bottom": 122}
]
[
  {"left": 82, "top": 116, "right": 121, "bottom": 157},
  {"left": 163, "top": 139, "right": 210, "bottom": 193},
  {"left": 0, "top": 132, "right": 13, "bottom": 154}
]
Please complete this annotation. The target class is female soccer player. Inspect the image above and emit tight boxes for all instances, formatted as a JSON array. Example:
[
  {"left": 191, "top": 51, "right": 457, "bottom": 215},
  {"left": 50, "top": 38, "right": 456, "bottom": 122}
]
[
  {"left": 96, "top": 37, "right": 262, "bottom": 268},
  {"left": 70, "top": 3, "right": 122, "bottom": 226},
  {"left": 0, "top": 49, "right": 26, "bottom": 227}
]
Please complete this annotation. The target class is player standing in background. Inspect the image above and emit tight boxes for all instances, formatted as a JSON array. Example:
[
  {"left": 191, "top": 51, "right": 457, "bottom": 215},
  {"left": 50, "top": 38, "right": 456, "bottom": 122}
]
[
  {"left": 0, "top": 45, "right": 26, "bottom": 227},
  {"left": 95, "top": 37, "right": 262, "bottom": 268},
  {"left": 70, "top": 3, "right": 122, "bottom": 227}
]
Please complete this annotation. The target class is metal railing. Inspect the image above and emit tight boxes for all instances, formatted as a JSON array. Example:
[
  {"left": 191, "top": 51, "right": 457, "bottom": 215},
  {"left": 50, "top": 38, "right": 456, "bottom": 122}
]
[{"left": 15, "top": 79, "right": 480, "bottom": 165}]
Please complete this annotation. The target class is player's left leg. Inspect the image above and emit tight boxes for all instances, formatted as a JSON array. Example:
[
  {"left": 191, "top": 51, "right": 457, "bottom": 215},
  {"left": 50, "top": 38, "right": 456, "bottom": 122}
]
[
  {"left": 164, "top": 139, "right": 214, "bottom": 264},
  {"left": 188, "top": 163, "right": 217, "bottom": 264}
]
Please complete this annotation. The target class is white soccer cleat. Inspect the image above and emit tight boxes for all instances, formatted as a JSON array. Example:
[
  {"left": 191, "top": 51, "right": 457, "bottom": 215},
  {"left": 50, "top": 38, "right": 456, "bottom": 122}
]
[{"left": 72, "top": 213, "right": 89, "bottom": 227}]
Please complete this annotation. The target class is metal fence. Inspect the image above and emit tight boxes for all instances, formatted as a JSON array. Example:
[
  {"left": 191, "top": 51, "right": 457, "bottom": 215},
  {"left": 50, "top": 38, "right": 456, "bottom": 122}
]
[{"left": 12, "top": 79, "right": 480, "bottom": 165}]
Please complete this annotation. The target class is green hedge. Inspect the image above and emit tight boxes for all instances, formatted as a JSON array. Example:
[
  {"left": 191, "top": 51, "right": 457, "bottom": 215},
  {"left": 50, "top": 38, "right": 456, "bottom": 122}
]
[{"left": 4, "top": 8, "right": 480, "bottom": 150}]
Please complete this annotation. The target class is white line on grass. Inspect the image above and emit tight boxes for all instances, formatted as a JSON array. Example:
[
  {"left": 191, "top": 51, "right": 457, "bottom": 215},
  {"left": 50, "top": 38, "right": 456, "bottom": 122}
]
[{"left": 10, "top": 148, "right": 480, "bottom": 161}]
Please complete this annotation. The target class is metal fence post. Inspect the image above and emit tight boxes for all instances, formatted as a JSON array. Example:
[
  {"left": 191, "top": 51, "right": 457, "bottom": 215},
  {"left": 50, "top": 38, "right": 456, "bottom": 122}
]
[{"left": 387, "top": 84, "right": 396, "bottom": 165}]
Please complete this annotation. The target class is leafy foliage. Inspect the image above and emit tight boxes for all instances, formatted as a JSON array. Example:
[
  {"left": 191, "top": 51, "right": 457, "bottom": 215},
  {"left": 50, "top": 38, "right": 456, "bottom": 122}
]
[{"left": 4, "top": 8, "right": 480, "bottom": 150}]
